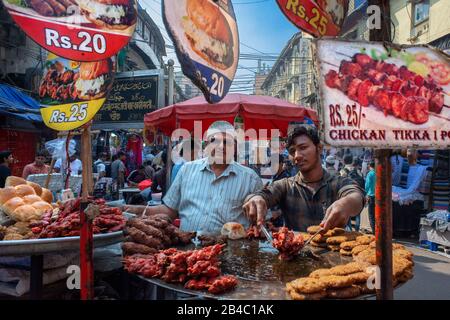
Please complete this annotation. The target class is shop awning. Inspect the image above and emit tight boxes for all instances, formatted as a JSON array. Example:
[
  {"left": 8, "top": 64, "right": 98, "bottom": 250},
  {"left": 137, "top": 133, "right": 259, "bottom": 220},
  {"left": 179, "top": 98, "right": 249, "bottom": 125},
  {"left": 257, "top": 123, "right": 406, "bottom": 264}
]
[
  {"left": 144, "top": 93, "right": 319, "bottom": 138},
  {"left": 0, "top": 83, "right": 42, "bottom": 122}
]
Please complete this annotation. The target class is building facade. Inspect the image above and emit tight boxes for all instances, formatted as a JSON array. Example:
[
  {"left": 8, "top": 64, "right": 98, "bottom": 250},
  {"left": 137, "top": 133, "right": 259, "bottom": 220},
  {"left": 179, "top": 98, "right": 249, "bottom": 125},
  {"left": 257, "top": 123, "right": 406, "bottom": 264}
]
[
  {"left": 391, "top": 0, "right": 450, "bottom": 52},
  {"left": 119, "top": 4, "right": 166, "bottom": 72},
  {"left": 260, "top": 33, "right": 315, "bottom": 109}
]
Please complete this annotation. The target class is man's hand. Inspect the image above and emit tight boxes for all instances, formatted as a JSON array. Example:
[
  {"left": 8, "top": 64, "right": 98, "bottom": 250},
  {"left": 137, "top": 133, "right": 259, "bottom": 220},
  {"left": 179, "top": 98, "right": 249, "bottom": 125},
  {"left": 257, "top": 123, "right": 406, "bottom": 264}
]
[
  {"left": 121, "top": 205, "right": 146, "bottom": 215},
  {"left": 242, "top": 196, "right": 268, "bottom": 226},
  {"left": 320, "top": 193, "right": 364, "bottom": 231}
]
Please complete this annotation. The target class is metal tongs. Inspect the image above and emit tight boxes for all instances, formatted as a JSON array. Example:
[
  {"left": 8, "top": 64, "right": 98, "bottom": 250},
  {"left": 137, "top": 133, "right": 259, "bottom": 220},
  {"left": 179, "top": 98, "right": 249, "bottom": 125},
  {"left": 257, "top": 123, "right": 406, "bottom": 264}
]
[{"left": 260, "top": 224, "right": 273, "bottom": 243}]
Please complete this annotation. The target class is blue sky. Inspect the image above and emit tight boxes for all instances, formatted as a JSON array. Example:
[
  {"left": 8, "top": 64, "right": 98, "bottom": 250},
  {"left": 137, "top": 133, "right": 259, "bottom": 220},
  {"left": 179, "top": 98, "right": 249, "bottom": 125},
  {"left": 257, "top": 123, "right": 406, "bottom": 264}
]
[{"left": 140, "top": 0, "right": 302, "bottom": 93}]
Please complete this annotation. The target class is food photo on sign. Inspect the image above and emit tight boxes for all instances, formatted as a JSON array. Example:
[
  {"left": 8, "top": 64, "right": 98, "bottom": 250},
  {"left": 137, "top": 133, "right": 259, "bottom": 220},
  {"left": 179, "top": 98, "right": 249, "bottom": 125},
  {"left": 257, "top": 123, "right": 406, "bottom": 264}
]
[
  {"left": 1, "top": 0, "right": 137, "bottom": 61},
  {"left": 314, "top": 39, "right": 450, "bottom": 149},
  {"left": 276, "top": 0, "right": 349, "bottom": 37},
  {"left": 39, "top": 53, "right": 115, "bottom": 131},
  {"left": 162, "top": 0, "right": 239, "bottom": 103}
]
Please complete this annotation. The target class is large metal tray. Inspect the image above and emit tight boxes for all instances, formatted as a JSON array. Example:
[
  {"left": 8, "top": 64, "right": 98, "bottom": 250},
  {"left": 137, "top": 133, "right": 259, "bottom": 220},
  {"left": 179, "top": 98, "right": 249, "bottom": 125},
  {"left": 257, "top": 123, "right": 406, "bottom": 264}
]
[
  {"left": 134, "top": 239, "right": 381, "bottom": 300},
  {"left": 0, "top": 231, "right": 124, "bottom": 256}
]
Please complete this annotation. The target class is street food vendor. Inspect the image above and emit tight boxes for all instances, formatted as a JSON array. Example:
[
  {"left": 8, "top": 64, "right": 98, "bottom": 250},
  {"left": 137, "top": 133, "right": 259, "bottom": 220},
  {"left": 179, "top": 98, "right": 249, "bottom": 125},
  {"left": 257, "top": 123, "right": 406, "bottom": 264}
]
[
  {"left": 243, "top": 125, "right": 365, "bottom": 232},
  {"left": 125, "top": 121, "right": 263, "bottom": 234}
]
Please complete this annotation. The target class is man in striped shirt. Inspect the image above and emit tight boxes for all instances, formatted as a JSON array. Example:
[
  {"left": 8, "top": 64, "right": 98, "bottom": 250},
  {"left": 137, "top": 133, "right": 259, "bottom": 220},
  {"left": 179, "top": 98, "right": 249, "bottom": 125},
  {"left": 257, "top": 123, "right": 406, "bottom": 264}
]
[{"left": 125, "top": 121, "right": 263, "bottom": 234}]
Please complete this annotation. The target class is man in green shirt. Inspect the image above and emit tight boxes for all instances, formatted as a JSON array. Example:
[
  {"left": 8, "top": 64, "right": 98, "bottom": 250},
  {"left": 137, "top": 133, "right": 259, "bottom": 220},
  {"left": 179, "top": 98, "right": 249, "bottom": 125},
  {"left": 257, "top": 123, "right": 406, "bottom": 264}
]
[{"left": 365, "top": 161, "right": 376, "bottom": 234}]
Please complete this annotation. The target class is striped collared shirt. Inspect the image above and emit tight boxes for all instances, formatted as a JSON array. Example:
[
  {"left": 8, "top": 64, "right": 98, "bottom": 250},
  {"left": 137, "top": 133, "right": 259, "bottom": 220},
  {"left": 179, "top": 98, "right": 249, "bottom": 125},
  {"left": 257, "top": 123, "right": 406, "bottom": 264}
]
[{"left": 163, "top": 158, "right": 263, "bottom": 234}]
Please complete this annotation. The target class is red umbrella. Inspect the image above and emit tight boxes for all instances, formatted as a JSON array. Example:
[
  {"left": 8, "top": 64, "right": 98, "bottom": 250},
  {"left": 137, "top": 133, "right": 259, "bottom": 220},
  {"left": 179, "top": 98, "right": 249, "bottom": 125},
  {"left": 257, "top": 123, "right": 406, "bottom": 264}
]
[{"left": 144, "top": 93, "right": 319, "bottom": 138}]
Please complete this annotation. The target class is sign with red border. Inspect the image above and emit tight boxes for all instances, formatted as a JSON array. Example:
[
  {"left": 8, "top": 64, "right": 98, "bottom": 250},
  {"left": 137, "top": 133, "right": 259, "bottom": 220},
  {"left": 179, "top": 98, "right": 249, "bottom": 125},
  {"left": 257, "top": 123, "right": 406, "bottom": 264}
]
[{"left": 2, "top": 0, "right": 137, "bottom": 61}]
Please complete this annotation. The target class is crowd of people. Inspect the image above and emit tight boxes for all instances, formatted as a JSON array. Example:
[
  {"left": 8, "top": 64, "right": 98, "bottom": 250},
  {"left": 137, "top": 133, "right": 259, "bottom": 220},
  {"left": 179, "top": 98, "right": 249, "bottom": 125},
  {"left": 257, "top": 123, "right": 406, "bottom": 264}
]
[{"left": 1, "top": 121, "right": 381, "bottom": 235}]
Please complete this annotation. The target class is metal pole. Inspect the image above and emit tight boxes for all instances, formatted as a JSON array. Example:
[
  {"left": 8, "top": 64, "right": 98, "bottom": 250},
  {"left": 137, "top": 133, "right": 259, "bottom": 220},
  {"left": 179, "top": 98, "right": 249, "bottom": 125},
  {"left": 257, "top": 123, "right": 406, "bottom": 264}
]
[
  {"left": 80, "top": 126, "right": 94, "bottom": 300},
  {"left": 374, "top": 149, "right": 393, "bottom": 300},
  {"left": 168, "top": 59, "right": 174, "bottom": 106},
  {"left": 369, "top": 0, "right": 393, "bottom": 300}
]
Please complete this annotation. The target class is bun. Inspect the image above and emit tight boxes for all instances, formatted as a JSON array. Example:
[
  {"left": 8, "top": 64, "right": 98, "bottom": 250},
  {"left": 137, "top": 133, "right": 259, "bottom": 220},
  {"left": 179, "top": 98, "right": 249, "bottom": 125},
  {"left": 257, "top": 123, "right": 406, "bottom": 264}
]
[
  {"left": 26, "top": 181, "right": 42, "bottom": 196},
  {"left": 5, "top": 176, "right": 27, "bottom": 187},
  {"left": 11, "top": 204, "right": 41, "bottom": 222},
  {"left": 40, "top": 188, "right": 53, "bottom": 204},
  {"left": 187, "top": 0, "right": 231, "bottom": 44},
  {"left": 15, "top": 185, "right": 36, "bottom": 198},
  {"left": 3, "top": 197, "right": 26, "bottom": 216},
  {"left": 221, "top": 222, "right": 246, "bottom": 240},
  {"left": 23, "top": 194, "right": 43, "bottom": 205},
  {"left": 79, "top": 60, "right": 112, "bottom": 81},
  {"left": 31, "top": 201, "right": 53, "bottom": 215},
  {"left": 0, "top": 187, "right": 18, "bottom": 205}
]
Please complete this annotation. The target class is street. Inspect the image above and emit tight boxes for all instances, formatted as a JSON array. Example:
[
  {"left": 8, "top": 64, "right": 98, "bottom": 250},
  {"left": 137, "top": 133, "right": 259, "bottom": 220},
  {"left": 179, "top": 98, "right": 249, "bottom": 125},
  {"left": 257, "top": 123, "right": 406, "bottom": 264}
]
[{"left": 359, "top": 208, "right": 450, "bottom": 299}]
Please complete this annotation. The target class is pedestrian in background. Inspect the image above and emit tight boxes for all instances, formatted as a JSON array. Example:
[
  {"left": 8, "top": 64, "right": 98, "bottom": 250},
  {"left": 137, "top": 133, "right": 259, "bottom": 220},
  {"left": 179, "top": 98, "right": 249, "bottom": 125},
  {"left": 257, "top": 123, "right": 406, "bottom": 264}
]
[{"left": 365, "top": 161, "right": 376, "bottom": 233}]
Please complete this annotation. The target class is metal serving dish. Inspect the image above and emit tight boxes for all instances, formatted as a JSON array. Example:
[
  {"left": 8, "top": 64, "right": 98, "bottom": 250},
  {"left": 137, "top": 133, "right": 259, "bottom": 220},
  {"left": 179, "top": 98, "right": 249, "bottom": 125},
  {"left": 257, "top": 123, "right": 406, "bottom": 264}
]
[{"left": 0, "top": 231, "right": 124, "bottom": 257}]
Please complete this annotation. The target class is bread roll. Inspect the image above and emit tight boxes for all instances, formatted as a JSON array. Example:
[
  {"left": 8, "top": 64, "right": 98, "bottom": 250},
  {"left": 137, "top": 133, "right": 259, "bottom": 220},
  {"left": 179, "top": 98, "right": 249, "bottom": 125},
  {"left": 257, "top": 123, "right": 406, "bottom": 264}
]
[
  {"left": 40, "top": 188, "right": 53, "bottom": 203},
  {"left": 26, "top": 181, "right": 42, "bottom": 196},
  {"left": 32, "top": 201, "right": 53, "bottom": 214},
  {"left": 23, "top": 194, "right": 43, "bottom": 205},
  {"left": 15, "top": 184, "right": 36, "bottom": 197},
  {"left": 3, "top": 197, "right": 26, "bottom": 216},
  {"left": 11, "top": 204, "right": 41, "bottom": 222},
  {"left": 5, "top": 176, "right": 27, "bottom": 187},
  {"left": 0, "top": 186, "right": 18, "bottom": 205},
  {"left": 221, "top": 222, "right": 246, "bottom": 240}
]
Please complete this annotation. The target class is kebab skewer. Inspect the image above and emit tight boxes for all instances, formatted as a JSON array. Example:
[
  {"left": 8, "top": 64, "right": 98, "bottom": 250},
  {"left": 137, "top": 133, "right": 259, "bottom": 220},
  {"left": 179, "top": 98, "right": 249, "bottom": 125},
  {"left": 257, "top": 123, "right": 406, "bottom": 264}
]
[
  {"left": 324, "top": 69, "right": 449, "bottom": 124},
  {"left": 330, "top": 54, "right": 447, "bottom": 113}
]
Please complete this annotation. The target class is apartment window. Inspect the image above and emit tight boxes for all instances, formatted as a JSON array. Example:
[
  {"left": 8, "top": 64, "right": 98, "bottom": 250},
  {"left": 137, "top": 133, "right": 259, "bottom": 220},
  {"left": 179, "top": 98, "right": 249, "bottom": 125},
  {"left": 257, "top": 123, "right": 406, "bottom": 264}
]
[{"left": 413, "top": 0, "right": 429, "bottom": 25}]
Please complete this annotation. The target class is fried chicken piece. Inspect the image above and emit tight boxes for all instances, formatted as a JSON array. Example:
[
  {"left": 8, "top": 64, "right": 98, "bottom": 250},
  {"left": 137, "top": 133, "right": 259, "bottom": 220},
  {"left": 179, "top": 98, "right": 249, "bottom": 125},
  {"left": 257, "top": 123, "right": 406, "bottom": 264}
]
[
  {"left": 346, "top": 272, "right": 370, "bottom": 284},
  {"left": 287, "top": 288, "right": 327, "bottom": 300},
  {"left": 324, "top": 228, "right": 346, "bottom": 237}
]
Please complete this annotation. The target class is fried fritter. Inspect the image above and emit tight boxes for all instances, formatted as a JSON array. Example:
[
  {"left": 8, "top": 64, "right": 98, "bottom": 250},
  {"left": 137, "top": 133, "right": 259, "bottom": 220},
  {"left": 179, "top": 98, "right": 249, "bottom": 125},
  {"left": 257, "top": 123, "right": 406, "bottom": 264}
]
[
  {"left": 340, "top": 249, "right": 353, "bottom": 256},
  {"left": 307, "top": 225, "right": 322, "bottom": 234},
  {"left": 356, "top": 235, "right": 375, "bottom": 245},
  {"left": 355, "top": 248, "right": 376, "bottom": 265},
  {"left": 327, "top": 232, "right": 359, "bottom": 244},
  {"left": 319, "top": 275, "right": 354, "bottom": 288},
  {"left": 326, "top": 285, "right": 361, "bottom": 299},
  {"left": 310, "top": 241, "right": 328, "bottom": 248},
  {"left": 329, "top": 262, "right": 365, "bottom": 276},
  {"left": 287, "top": 277, "right": 328, "bottom": 293},
  {"left": 393, "top": 249, "right": 414, "bottom": 261},
  {"left": 346, "top": 272, "right": 370, "bottom": 284},
  {"left": 351, "top": 245, "right": 369, "bottom": 256},
  {"left": 340, "top": 240, "right": 359, "bottom": 250},
  {"left": 309, "top": 268, "right": 332, "bottom": 278},
  {"left": 355, "top": 283, "right": 375, "bottom": 295},
  {"left": 328, "top": 245, "right": 341, "bottom": 252},
  {"left": 324, "top": 228, "right": 346, "bottom": 237},
  {"left": 397, "top": 268, "right": 414, "bottom": 283},
  {"left": 393, "top": 243, "right": 405, "bottom": 250},
  {"left": 288, "top": 288, "right": 327, "bottom": 300},
  {"left": 310, "top": 233, "right": 328, "bottom": 243}
]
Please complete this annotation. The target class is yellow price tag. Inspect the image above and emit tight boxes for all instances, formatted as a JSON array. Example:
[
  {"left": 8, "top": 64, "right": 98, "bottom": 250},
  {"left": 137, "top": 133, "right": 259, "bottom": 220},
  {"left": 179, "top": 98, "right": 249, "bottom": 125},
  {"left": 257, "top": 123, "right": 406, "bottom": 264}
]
[{"left": 40, "top": 98, "right": 105, "bottom": 131}]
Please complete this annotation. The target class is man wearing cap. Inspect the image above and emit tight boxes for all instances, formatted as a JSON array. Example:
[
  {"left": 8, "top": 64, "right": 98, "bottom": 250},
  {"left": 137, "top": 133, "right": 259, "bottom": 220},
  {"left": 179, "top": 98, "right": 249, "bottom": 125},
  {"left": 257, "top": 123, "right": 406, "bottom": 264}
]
[
  {"left": 125, "top": 121, "right": 263, "bottom": 234},
  {"left": 324, "top": 155, "right": 339, "bottom": 176},
  {"left": 0, "top": 150, "right": 14, "bottom": 188},
  {"left": 243, "top": 125, "right": 365, "bottom": 232}
]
